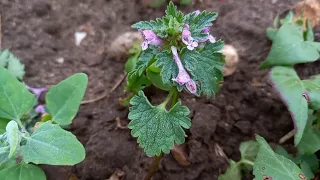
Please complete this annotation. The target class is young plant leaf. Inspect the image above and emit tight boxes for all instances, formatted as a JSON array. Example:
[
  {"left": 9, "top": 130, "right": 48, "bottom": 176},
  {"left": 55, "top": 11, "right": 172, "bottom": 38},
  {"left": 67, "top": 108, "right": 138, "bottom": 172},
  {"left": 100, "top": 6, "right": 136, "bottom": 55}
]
[
  {"left": 146, "top": 67, "right": 172, "bottom": 91},
  {"left": 261, "top": 24, "right": 320, "bottom": 69},
  {"left": 218, "top": 160, "right": 241, "bottom": 180},
  {"left": 181, "top": 41, "right": 225, "bottom": 96},
  {"left": 300, "top": 161, "right": 314, "bottom": 179},
  {"left": 128, "top": 91, "right": 191, "bottom": 156},
  {"left": 0, "top": 67, "right": 35, "bottom": 121},
  {"left": 0, "top": 50, "right": 25, "bottom": 79},
  {"left": 134, "top": 47, "right": 156, "bottom": 76},
  {"left": 240, "top": 140, "right": 259, "bottom": 164},
  {"left": 280, "top": 11, "right": 294, "bottom": 25},
  {"left": 0, "top": 163, "right": 46, "bottom": 180},
  {"left": 0, "top": 118, "right": 10, "bottom": 134},
  {"left": 131, "top": 18, "right": 167, "bottom": 38},
  {"left": 302, "top": 77, "right": 320, "bottom": 111},
  {"left": 304, "top": 19, "right": 314, "bottom": 42},
  {"left": 46, "top": 73, "right": 88, "bottom": 126},
  {"left": 22, "top": 121, "right": 85, "bottom": 165},
  {"left": 5, "top": 121, "right": 20, "bottom": 159},
  {"left": 126, "top": 71, "right": 151, "bottom": 93},
  {"left": 253, "top": 135, "right": 305, "bottom": 180},
  {"left": 270, "top": 66, "right": 308, "bottom": 145},
  {"left": 155, "top": 50, "right": 179, "bottom": 84},
  {"left": 297, "top": 127, "right": 320, "bottom": 155},
  {"left": 294, "top": 154, "right": 319, "bottom": 173},
  {"left": 165, "top": 1, "right": 184, "bottom": 22}
]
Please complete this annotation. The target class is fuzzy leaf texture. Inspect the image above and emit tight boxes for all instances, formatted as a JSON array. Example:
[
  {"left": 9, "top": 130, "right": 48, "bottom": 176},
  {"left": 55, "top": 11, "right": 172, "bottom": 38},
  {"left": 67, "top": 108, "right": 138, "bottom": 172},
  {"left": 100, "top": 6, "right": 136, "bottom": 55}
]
[
  {"left": 181, "top": 41, "right": 225, "bottom": 96},
  {"left": 21, "top": 121, "right": 85, "bottom": 165},
  {"left": 253, "top": 135, "right": 305, "bottom": 180},
  {"left": 5, "top": 121, "right": 20, "bottom": 159},
  {"left": 155, "top": 50, "right": 179, "bottom": 85},
  {"left": 46, "top": 73, "right": 88, "bottom": 125},
  {"left": 261, "top": 24, "right": 320, "bottom": 69},
  {"left": 128, "top": 91, "right": 191, "bottom": 156},
  {"left": 0, "top": 67, "right": 35, "bottom": 121},
  {"left": 165, "top": 1, "right": 184, "bottom": 23},
  {"left": 184, "top": 11, "right": 217, "bottom": 40},
  {"left": 0, "top": 50, "right": 25, "bottom": 79},
  {"left": 0, "top": 163, "right": 46, "bottom": 180},
  {"left": 270, "top": 66, "right": 308, "bottom": 145}
]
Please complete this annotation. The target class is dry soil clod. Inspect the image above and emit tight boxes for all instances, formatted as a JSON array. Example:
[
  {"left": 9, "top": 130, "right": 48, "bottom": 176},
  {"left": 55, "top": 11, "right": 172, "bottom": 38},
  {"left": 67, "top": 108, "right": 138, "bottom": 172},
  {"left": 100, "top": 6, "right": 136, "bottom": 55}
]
[
  {"left": 220, "top": 44, "right": 239, "bottom": 76},
  {"left": 294, "top": 0, "right": 320, "bottom": 27},
  {"left": 108, "top": 32, "right": 143, "bottom": 61}
]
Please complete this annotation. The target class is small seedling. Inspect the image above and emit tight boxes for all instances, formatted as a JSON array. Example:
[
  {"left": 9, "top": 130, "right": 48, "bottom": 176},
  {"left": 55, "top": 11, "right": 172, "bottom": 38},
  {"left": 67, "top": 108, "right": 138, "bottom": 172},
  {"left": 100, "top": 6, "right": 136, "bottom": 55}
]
[
  {"left": 125, "top": 2, "right": 225, "bottom": 179},
  {"left": 0, "top": 52, "right": 88, "bottom": 179}
]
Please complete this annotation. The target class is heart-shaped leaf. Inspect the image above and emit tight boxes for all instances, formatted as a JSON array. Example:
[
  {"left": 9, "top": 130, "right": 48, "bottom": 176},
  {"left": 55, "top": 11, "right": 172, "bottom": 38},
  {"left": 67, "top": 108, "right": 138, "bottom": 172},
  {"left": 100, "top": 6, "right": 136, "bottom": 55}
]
[
  {"left": 46, "top": 73, "right": 88, "bottom": 125},
  {"left": 0, "top": 163, "right": 46, "bottom": 180}
]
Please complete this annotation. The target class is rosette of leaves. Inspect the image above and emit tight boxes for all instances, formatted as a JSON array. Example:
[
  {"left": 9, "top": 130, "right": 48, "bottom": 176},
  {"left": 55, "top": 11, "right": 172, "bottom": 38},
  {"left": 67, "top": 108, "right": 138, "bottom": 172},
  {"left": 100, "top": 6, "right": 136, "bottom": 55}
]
[
  {"left": 0, "top": 67, "right": 88, "bottom": 179},
  {"left": 125, "top": 2, "right": 225, "bottom": 157}
]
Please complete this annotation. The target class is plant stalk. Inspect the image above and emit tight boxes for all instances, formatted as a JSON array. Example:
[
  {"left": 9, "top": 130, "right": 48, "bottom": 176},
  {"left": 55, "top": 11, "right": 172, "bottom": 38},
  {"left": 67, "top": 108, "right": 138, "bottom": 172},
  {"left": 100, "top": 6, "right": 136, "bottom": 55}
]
[
  {"left": 240, "top": 159, "right": 254, "bottom": 166},
  {"left": 144, "top": 88, "right": 179, "bottom": 180}
]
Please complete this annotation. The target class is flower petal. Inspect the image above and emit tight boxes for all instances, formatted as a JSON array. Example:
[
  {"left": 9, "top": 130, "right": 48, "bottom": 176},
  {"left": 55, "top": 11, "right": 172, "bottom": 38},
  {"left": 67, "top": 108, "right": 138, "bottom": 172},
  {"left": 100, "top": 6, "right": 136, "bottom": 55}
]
[{"left": 186, "top": 80, "right": 197, "bottom": 94}]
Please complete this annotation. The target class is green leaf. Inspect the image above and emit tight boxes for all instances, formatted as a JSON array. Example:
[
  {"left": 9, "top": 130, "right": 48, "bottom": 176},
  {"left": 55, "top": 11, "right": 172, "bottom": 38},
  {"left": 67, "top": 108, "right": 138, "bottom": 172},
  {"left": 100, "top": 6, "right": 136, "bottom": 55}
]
[
  {"left": 181, "top": 41, "right": 225, "bottom": 96},
  {"left": 218, "top": 160, "right": 241, "bottom": 180},
  {"left": 165, "top": 1, "right": 184, "bottom": 22},
  {"left": 304, "top": 19, "right": 314, "bottom": 42},
  {"left": 270, "top": 66, "right": 308, "bottom": 144},
  {"left": 261, "top": 24, "right": 320, "bottom": 68},
  {"left": 0, "top": 163, "right": 46, "bottom": 180},
  {"left": 274, "top": 146, "right": 292, "bottom": 160},
  {"left": 131, "top": 18, "right": 167, "bottom": 38},
  {"left": 280, "top": 11, "right": 294, "bottom": 25},
  {"left": 253, "top": 135, "right": 305, "bottom": 180},
  {"left": 294, "top": 154, "right": 319, "bottom": 173},
  {"left": 180, "top": 0, "right": 193, "bottom": 5},
  {"left": 155, "top": 50, "right": 178, "bottom": 84},
  {"left": 273, "top": 15, "right": 280, "bottom": 28},
  {"left": 128, "top": 91, "right": 191, "bottom": 156},
  {"left": 0, "top": 67, "right": 35, "bottom": 121},
  {"left": 126, "top": 71, "right": 151, "bottom": 93},
  {"left": 184, "top": 11, "right": 217, "bottom": 38},
  {"left": 297, "top": 127, "right": 320, "bottom": 154},
  {"left": 135, "top": 47, "right": 156, "bottom": 76},
  {"left": 125, "top": 54, "right": 139, "bottom": 73},
  {"left": 266, "top": 28, "right": 278, "bottom": 41},
  {"left": 0, "top": 50, "right": 25, "bottom": 80},
  {"left": 240, "top": 140, "right": 259, "bottom": 162},
  {"left": 6, "top": 121, "right": 20, "bottom": 159},
  {"left": 146, "top": 66, "right": 172, "bottom": 91},
  {"left": 302, "top": 77, "right": 320, "bottom": 110},
  {"left": 300, "top": 161, "right": 314, "bottom": 179},
  {"left": 22, "top": 121, "right": 85, "bottom": 165},
  {"left": 0, "top": 118, "right": 10, "bottom": 134},
  {"left": 46, "top": 73, "right": 88, "bottom": 126},
  {"left": 0, "top": 146, "right": 10, "bottom": 165}
]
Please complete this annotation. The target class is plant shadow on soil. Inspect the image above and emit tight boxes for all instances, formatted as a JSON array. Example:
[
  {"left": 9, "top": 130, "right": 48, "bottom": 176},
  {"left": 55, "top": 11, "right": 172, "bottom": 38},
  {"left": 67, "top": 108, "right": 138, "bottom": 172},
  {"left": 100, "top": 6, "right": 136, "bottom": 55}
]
[{"left": 1, "top": 0, "right": 319, "bottom": 179}]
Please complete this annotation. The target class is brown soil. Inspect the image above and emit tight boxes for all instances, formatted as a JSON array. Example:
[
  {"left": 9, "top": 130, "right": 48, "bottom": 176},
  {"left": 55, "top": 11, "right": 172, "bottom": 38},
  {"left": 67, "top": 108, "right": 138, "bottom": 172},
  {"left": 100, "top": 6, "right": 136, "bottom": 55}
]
[{"left": 1, "top": 0, "right": 318, "bottom": 180}]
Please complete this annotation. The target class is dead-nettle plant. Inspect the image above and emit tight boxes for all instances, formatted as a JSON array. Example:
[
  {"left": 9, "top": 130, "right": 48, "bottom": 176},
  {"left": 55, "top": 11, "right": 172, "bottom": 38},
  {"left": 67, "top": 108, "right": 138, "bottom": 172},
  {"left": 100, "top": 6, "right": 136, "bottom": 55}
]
[
  {"left": 219, "top": 12, "right": 320, "bottom": 180},
  {"left": 125, "top": 2, "right": 225, "bottom": 179},
  {"left": 0, "top": 51, "right": 88, "bottom": 179}
]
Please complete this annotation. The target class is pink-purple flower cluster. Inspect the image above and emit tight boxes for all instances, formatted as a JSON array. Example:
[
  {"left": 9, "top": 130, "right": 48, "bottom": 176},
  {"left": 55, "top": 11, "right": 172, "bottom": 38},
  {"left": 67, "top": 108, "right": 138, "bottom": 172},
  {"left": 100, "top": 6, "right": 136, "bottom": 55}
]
[
  {"left": 171, "top": 46, "right": 197, "bottom": 94},
  {"left": 26, "top": 85, "right": 47, "bottom": 114},
  {"left": 139, "top": 30, "right": 163, "bottom": 50}
]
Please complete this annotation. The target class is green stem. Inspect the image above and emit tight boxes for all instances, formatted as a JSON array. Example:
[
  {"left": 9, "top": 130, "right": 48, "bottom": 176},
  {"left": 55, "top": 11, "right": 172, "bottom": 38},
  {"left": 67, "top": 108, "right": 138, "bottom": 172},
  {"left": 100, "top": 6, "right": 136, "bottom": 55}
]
[
  {"left": 240, "top": 159, "right": 254, "bottom": 166},
  {"left": 16, "top": 118, "right": 27, "bottom": 132},
  {"left": 144, "top": 88, "right": 179, "bottom": 180}
]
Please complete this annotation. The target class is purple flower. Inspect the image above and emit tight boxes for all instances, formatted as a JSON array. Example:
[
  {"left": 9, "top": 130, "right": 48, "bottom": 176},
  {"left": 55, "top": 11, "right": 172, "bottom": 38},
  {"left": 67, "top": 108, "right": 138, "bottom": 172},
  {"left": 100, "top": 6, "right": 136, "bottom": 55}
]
[
  {"left": 198, "top": 27, "right": 216, "bottom": 43},
  {"left": 182, "top": 24, "right": 198, "bottom": 50},
  {"left": 25, "top": 85, "right": 47, "bottom": 100},
  {"left": 35, "top": 105, "right": 46, "bottom": 114},
  {"left": 171, "top": 46, "right": 197, "bottom": 94},
  {"left": 194, "top": 10, "right": 201, "bottom": 16},
  {"left": 139, "top": 30, "right": 163, "bottom": 50}
]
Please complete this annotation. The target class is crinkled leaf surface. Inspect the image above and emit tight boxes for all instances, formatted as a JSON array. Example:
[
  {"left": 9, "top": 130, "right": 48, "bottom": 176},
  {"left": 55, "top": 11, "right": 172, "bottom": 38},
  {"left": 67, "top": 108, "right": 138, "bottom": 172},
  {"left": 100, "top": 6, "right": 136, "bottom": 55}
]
[
  {"left": 253, "top": 135, "right": 305, "bottom": 180},
  {"left": 0, "top": 50, "right": 25, "bottom": 79},
  {"left": 5, "top": 121, "right": 20, "bottom": 159},
  {"left": 181, "top": 41, "right": 225, "bottom": 96},
  {"left": 22, "top": 121, "right": 85, "bottom": 165},
  {"left": 155, "top": 50, "right": 178, "bottom": 85},
  {"left": 0, "top": 67, "right": 35, "bottom": 121},
  {"left": 270, "top": 66, "right": 308, "bottom": 145},
  {"left": 218, "top": 160, "right": 241, "bottom": 180},
  {"left": 261, "top": 24, "right": 320, "bottom": 68},
  {"left": 165, "top": 2, "right": 183, "bottom": 23},
  {"left": 128, "top": 91, "right": 191, "bottom": 156},
  {"left": 134, "top": 47, "right": 156, "bottom": 76},
  {"left": 46, "top": 73, "right": 88, "bottom": 125},
  {"left": 0, "top": 163, "right": 46, "bottom": 180}
]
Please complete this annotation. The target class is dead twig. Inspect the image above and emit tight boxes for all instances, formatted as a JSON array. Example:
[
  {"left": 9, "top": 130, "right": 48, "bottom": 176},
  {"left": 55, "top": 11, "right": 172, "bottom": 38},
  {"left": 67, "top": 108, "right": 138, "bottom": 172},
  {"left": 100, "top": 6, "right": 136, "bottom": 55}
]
[
  {"left": 279, "top": 129, "right": 296, "bottom": 144},
  {"left": 80, "top": 72, "right": 127, "bottom": 105},
  {"left": 115, "top": 117, "right": 128, "bottom": 130}
]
